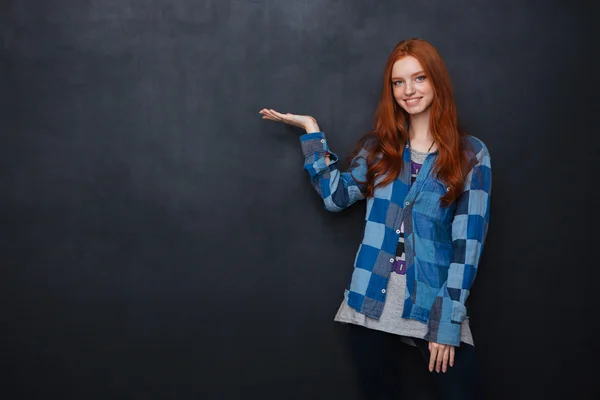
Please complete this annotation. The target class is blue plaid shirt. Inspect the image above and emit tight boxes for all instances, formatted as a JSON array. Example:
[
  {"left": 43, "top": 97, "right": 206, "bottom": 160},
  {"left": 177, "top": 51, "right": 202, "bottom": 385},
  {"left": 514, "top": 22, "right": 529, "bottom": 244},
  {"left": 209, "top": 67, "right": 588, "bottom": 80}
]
[{"left": 300, "top": 132, "right": 492, "bottom": 346}]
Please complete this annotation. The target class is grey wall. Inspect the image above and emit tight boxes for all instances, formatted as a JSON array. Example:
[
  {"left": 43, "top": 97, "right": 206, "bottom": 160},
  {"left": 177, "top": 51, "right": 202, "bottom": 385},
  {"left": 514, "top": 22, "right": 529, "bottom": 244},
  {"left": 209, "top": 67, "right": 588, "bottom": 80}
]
[{"left": 1, "top": 1, "right": 598, "bottom": 399}]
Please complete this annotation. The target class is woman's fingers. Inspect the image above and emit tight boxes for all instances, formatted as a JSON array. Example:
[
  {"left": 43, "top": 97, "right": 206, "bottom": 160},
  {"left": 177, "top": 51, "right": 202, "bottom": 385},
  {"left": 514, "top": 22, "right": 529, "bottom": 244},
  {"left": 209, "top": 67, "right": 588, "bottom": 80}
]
[
  {"left": 428, "top": 346, "right": 438, "bottom": 372},
  {"left": 428, "top": 343, "right": 455, "bottom": 373},
  {"left": 258, "top": 108, "right": 275, "bottom": 119},
  {"left": 259, "top": 108, "right": 282, "bottom": 121},
  {"left": 441, "top": 347, "right": 450, "bottom": 373},
  {"left": 435, "top": 346, "right": 448, "bottom": 372},
  {"left": 269, "top": 109, "right": 285, "bottom": 120},
  {"left": 260, "top": 109, "right": 290, "bottom": 124}
]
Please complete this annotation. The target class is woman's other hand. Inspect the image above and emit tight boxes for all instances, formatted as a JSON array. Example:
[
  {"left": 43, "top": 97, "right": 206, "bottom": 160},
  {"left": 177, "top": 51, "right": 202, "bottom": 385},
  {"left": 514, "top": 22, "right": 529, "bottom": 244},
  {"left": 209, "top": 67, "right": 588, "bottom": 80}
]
[
  {"left": 428, "top": 341, "right": 456, "bottom": 373},
  {"left": 259, "top": 108, "right": 320, "bottom": 133}
]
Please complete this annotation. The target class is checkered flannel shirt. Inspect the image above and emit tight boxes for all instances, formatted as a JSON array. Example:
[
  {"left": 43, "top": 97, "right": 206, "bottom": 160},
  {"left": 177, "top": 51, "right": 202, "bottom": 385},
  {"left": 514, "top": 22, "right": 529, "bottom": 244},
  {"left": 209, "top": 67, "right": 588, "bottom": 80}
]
[{"left": 300, "top": 131, "right": 492, "bottom": 346}]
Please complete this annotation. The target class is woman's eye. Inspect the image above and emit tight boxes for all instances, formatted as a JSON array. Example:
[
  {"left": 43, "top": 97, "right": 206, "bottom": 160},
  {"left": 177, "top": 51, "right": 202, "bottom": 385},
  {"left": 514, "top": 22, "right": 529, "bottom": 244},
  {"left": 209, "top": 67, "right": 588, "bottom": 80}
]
[
  {"left": 415, "top": 75, "right": 426, "bottom": 82},
  {"left": 392, "top": 81, "right": 403, "bottom": 86}
]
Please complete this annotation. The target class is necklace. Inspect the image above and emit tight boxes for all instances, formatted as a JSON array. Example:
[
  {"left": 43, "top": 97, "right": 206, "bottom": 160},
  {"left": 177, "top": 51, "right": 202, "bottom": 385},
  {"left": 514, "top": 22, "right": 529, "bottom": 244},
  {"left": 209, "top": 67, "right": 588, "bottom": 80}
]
[
  {"left": 408, "top": 136, "right": 436, "bottom": 153},
  {"left": 426, "top": 140, "right": 435, "bottom": 153}
]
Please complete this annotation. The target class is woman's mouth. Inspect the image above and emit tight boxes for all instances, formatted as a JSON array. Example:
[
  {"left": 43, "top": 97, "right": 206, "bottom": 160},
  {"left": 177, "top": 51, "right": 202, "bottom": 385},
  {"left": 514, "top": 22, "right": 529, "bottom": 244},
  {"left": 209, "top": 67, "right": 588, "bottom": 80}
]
[{"left": 404, "top": 97, "right": 422, "bottom": 106}]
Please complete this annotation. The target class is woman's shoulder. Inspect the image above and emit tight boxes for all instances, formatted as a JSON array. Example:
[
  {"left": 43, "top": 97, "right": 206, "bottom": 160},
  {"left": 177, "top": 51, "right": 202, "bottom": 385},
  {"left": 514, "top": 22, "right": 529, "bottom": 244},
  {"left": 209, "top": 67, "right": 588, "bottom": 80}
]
[{"left": 462, "top": 135, "right": 490, "bottom": 160}]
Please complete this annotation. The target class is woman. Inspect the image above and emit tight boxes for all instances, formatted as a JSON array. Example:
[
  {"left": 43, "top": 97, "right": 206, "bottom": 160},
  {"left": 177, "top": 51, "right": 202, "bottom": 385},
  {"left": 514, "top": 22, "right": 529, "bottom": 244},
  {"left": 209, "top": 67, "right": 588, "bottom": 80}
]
[{"left": 259, "top": 38, "right": 491, "bottom": 399}]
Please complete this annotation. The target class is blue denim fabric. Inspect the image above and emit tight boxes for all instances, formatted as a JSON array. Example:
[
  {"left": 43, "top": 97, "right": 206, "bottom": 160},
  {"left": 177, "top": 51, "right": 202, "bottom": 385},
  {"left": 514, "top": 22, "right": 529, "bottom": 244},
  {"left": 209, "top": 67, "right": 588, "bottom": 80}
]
[{"left": 300, "top": 132, "right": 492, "bottom": 346}]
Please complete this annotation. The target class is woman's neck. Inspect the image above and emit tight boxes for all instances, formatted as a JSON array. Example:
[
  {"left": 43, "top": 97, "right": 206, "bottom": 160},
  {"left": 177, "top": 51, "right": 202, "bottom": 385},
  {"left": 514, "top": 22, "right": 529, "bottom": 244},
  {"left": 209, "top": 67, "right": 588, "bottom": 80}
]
[{"left": 408, "top": 111, "right": 435, "bottom": 152}]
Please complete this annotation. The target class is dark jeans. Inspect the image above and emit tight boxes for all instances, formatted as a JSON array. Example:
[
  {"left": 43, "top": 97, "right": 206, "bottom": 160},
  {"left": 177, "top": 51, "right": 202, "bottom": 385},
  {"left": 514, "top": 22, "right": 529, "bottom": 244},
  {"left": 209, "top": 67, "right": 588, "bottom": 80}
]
[{"left": 344, "top": 323, "right": 483, "bottom": 400}]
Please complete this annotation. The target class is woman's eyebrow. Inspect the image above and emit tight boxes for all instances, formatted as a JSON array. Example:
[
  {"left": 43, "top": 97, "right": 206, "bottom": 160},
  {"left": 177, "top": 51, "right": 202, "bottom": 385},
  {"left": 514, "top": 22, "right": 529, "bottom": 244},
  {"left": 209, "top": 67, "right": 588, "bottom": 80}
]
[{"left": 391, "top": 70, "right": 426, "bottom": 80}]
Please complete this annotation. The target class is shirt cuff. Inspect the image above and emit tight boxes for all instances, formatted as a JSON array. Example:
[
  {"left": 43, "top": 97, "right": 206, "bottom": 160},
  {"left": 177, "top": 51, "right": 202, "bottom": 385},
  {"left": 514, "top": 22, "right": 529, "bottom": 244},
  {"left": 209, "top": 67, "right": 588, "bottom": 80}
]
[{"left": 299, "top": 132, "right": 328, "bottom": 157}]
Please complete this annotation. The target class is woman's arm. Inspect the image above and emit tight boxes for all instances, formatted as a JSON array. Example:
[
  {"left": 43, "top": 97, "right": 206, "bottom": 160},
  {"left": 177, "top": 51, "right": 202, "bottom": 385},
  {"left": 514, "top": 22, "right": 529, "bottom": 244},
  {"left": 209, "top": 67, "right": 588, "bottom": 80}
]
[
  {"left": 425, "top": 139, "right": 492, "bottom": 347},
  {"left": 299, "top": 131, "right": 370, "bottom": 212},
  {"left": 259, "top": 108, "right": 370, "bottom": 212}
]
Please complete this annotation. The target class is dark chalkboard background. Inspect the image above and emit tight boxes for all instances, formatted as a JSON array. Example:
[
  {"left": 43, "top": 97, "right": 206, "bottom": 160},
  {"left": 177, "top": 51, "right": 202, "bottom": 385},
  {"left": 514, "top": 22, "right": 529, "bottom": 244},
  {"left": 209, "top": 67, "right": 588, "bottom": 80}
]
[{"left": 2, "top": 1, "right": 598, "bottom": 399}]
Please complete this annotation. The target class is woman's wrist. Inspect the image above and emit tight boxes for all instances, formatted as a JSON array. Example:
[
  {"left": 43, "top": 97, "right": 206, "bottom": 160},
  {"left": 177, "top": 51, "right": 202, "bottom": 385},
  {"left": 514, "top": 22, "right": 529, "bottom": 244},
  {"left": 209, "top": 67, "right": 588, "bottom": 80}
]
[{"left": 304, "top": 121, "right": 320, "bottom": 133}]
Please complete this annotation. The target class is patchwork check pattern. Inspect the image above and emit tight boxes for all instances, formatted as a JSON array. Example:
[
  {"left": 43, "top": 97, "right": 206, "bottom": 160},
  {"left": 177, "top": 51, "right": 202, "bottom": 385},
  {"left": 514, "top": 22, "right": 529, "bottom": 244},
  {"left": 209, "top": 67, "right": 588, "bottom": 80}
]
[{"left": 300, "top": 132, "right": 492, "bottom": 346}]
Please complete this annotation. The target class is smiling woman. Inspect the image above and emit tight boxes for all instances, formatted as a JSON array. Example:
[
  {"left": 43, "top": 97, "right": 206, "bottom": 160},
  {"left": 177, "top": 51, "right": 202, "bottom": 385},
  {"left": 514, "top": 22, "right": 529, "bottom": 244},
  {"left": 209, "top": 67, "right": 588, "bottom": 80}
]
[
  {"left": 391, "top": 62, "right": 433, "bottom": 115},
  {"left": 259, "top": 38, "right": 491, "bottom": 400}
]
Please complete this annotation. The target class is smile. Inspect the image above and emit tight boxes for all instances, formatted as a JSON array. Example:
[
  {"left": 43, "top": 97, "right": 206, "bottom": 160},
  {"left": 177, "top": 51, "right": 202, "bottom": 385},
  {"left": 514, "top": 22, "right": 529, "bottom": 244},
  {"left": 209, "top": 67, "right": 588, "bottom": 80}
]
[{"left": 404, "top": 97, "right": 422, "bottom": 105}]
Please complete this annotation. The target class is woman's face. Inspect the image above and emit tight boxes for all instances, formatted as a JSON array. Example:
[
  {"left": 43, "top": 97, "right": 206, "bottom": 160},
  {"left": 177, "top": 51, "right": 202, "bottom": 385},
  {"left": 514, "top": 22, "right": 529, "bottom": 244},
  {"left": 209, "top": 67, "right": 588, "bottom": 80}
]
[{"left": 391, "top": 56, "right": 434, "bottom": 116}]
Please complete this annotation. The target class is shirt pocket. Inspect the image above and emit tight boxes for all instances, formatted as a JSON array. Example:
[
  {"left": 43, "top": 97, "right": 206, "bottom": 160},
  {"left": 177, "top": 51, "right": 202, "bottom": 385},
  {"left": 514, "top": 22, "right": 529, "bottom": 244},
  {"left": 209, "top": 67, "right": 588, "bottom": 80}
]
[{"left": 415, "top": 178, "right": 455, "bottom": 223}]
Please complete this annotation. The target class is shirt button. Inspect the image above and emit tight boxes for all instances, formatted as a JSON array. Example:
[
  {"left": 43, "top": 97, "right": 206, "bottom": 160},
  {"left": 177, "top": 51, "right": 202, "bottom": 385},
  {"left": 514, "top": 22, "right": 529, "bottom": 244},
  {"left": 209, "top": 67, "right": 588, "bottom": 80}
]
[
  {"left": 389, "top": 258, "right": 394, "bottom": 263},
  {"left": 381, "top": 289, "right": 386, "bottom": 294},
  {"left": 320, "top": 139, "right": 325, "bottom": 143},
  {"left": 396, "top": 229, "right": 401, "bottom": 234},
  {"left": 405, "top": 201, "right": 410, "bottom": 206}
]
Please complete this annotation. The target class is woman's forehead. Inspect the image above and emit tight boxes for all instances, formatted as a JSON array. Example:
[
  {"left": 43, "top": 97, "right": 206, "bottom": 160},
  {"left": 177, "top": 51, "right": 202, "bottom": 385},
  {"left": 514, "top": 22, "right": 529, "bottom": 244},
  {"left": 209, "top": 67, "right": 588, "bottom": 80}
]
[{"left": 391, "top": 56, "right": 424, "bottom": 77}]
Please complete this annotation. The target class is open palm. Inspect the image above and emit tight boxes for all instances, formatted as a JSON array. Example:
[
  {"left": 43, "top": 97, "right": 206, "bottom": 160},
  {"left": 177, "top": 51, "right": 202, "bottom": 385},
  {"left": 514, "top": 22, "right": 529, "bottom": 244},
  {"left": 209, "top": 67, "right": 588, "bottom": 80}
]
[{"left": 259, "top": 108, "right": 319, "bottom": 132}]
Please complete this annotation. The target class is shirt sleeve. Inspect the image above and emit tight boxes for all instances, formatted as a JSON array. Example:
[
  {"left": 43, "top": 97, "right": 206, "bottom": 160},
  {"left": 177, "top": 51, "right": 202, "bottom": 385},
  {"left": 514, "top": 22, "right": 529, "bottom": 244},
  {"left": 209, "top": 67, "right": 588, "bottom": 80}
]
[
  {"left": 425, "top": 141, "right": 492, "bottom": 346},
  {"left": 299, "top": 131, "right": 370, "bottom": 212}
]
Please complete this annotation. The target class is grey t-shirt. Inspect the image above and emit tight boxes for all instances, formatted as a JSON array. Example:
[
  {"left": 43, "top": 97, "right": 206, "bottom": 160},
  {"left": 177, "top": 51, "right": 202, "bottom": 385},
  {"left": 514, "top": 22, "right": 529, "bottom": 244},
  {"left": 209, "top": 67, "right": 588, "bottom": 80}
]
[{"left": 334, "top": 147, "right": 474, "bottom": 346}]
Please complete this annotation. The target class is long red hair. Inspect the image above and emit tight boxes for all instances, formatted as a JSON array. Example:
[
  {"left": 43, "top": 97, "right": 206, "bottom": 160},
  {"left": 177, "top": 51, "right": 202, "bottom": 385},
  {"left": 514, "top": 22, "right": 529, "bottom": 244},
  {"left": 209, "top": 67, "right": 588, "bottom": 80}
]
[{"left": 352, "top": 38, "right": 470, "bottom": 206}]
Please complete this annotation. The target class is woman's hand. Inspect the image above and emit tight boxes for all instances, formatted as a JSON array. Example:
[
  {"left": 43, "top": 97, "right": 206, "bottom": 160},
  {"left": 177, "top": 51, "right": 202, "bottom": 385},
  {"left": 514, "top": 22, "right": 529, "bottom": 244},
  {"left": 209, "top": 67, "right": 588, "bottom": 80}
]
[
  {"left": 428, "top": 341, "right": 455, "bottom": 373},
  {"left": 259, "top": 108, "right": 320, "bottom": 133}
]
